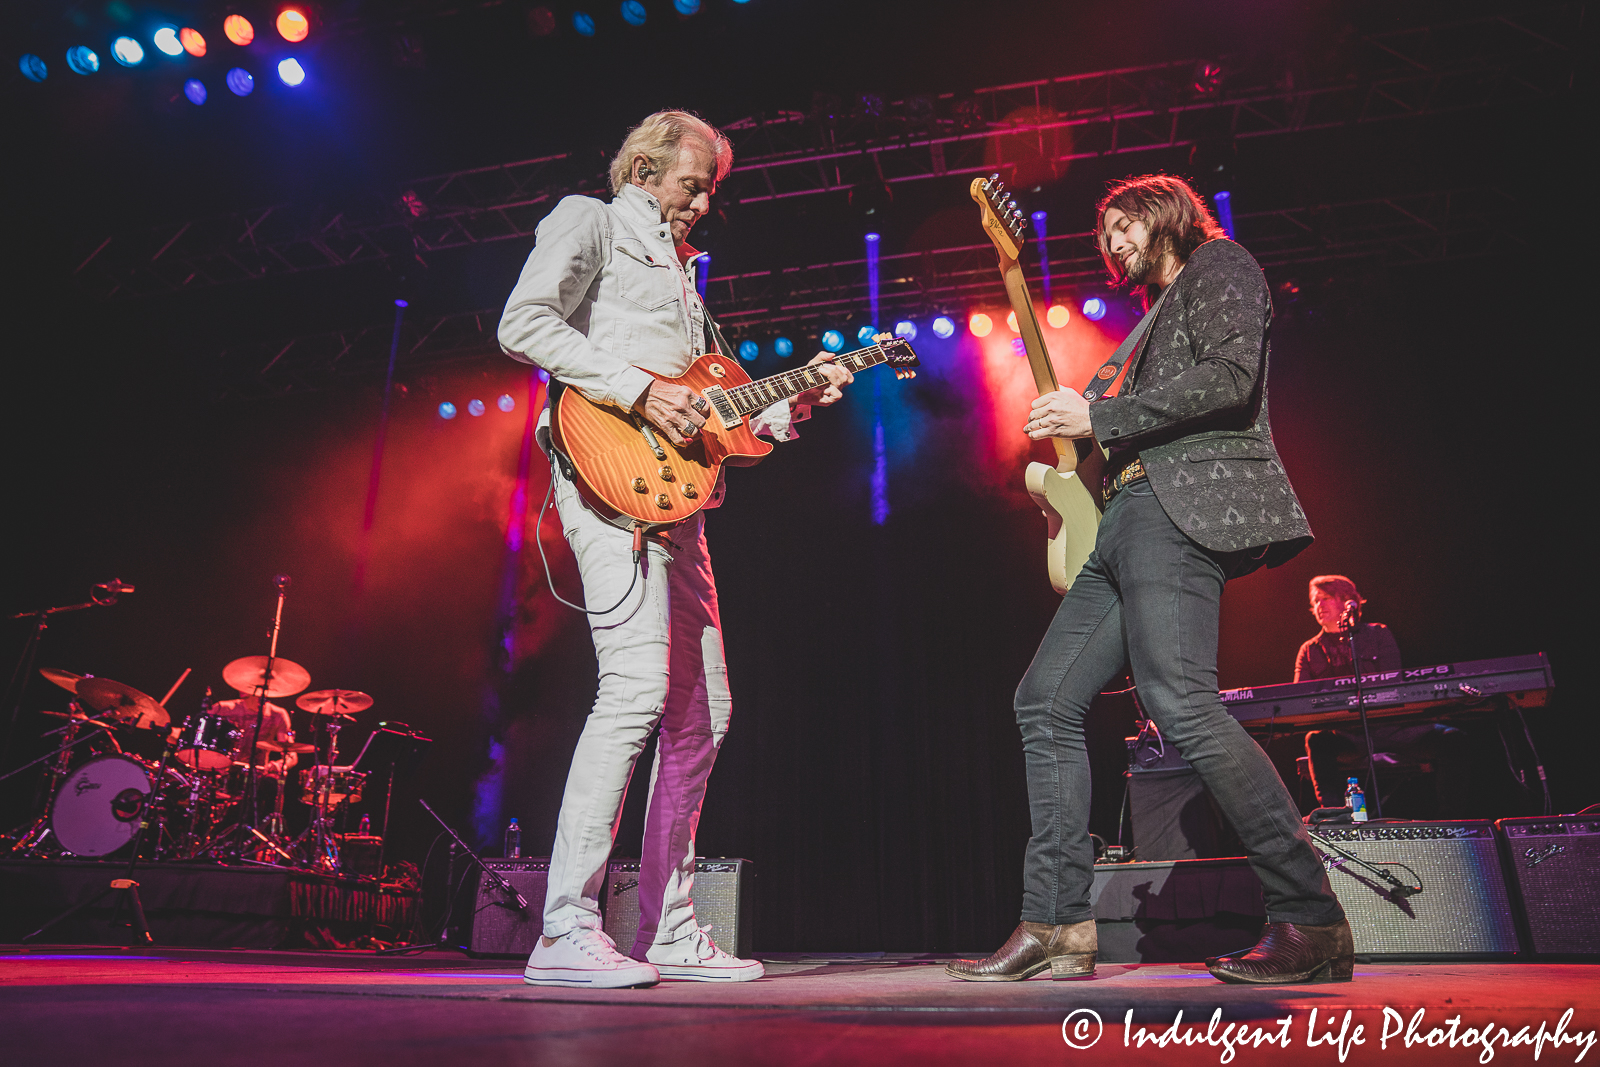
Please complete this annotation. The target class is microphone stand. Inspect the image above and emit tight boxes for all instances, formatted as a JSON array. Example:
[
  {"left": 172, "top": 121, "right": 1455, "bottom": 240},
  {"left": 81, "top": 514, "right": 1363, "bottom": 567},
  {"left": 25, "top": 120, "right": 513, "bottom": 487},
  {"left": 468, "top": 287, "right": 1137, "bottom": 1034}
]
[
  {"left": 1344, "top": 604, "right": 1383, "bottom": 819},
  {"left": 245, "top": 577, "right": 291, "bottom": 833},
  {"left": 4, "top": 580, "right": 131, "bottom": 757}
]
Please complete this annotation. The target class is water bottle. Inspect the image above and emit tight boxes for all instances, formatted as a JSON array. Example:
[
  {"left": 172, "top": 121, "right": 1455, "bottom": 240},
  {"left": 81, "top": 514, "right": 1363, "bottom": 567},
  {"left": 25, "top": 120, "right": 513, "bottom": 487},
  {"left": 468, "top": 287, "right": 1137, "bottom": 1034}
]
[
  {"left": 1345, "top": 777, "right": 1368, "bottom": 822},
  {"left": 504, "top": 817, "right": 522, "bottom": 859}
]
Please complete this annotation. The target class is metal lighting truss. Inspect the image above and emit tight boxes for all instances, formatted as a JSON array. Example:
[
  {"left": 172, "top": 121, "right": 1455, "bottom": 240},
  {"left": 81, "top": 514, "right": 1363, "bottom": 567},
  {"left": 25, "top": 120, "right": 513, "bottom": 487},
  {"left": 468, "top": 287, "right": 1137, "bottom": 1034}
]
[
  {"left": 217, "top": 186, "right": 1518, "bottom": 399},
  {"left": 75, "top": 5, "right": 1574, "bottom": 299}
]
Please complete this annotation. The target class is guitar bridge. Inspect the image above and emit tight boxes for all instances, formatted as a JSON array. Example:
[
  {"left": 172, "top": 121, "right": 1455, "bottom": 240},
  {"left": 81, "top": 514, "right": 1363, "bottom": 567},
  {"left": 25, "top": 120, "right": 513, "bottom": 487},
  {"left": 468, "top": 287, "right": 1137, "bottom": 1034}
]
[{"left": 702, "top": 386, "right": 742, "bottom": 429}]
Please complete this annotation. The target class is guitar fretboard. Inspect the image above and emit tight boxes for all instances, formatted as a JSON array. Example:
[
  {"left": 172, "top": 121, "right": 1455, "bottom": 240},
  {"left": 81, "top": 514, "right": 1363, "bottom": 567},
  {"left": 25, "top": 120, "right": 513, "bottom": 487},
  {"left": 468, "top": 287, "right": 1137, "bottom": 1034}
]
[{"left": 724, "top": 345, "right": 892, "bottom": 415}]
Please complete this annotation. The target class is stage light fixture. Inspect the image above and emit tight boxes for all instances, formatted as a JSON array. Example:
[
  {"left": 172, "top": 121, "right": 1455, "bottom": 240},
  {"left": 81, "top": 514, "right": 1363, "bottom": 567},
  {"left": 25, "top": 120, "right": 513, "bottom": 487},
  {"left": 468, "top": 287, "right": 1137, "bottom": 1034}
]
[
  {"left": 153, "top": 28, "right": 183, "bottom": 56},
  {"left": 821, "top": 330, "right": 845, "bottom": 353},
  {"left": 774, "top": 336, "right": 794, "bottom": 357},
  {"left": 438, "top": 402, "right": 458, "bottom": 419},
  {"left": 19, "top": 55, "right": 47, "bottom": 82},
  {"left": 621, "top": 1, "right": 647, "bottom": 25},
  {"left": 932, "top": 316, "right": 955, "bottom": 339},
  {"left": 394, "top": 299, "right": 409, "bottom": 308},
  {"left": 573, "top": 11, "right": 596, "bottom": 35},
  {"left": 180, "top": 28, "right": 207, "bottom": 56},
  {"left": 856, "top": 325, "right": 878, "bottom": 346},
  {"left": 1005, "top": 310, "right": 1019, "bottom": 333},
  {"left": 894, "top": 320, "right": 917, "bottom": 341},
  {"left": 497, "top": 394, "right": 516, "bottom": 413},
  {"left": 1082, "top": 297, "right": 1107, "bottom": 321},
  {"left": 66, "top": 46, "right": 100, "bottom": 74},
  {"left": 277, "top": 57, "right": 305, "bottom": 85},
  {"left": 276, "top": 9, "right": 309, "bottom": 42},
  {"left": 738, "top": 339, "right": 759, "bottom": 361},
  {"left": 226, "top": 67, "right": 254, "bottom": 95},
  {"left": 468, "top": 399, "right": 487, "bottom": 417},
  {"left": 968, "top": 313, "right": 993, "bottom": 338},
  {"left": 674, "top": 0, "right": 700, "bottom": 12},
  {"left": 183, "top": 78, "right": 207, "bottom": 104},
  {"left": 527, "top": 7, "right": 557, "bottom": 35},
  {"left": 112, "top": 37, "right": 145, "bottom": 66},
  {"left": 224, "top": 15, "right": 255, "bottom": 46},
  {"left": 1046, "top": 304, "right": 1070, "bottom": 328}
]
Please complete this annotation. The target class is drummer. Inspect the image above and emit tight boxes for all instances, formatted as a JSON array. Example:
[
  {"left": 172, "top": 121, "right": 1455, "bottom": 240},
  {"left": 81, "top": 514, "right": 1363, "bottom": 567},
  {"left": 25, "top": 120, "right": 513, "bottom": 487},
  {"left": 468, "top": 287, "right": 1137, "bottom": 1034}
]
[{"left": 212, "top": 690, "right": 301, "bottom": 778}]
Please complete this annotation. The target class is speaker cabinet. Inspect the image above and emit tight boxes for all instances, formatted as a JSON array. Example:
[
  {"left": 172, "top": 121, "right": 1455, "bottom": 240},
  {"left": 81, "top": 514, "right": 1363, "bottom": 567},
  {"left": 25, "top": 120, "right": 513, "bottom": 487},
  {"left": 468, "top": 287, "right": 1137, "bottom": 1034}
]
[
  {"left": 466, "top": 858, "right": 547, "bottom": 957},
  {"left": 603, "top": 858, "right": 754, "bottom": 959},
  {"left": 1310, "top": 821, "right": 1520, "bottom": 959},
  {"left": 1497, "top": 816, "right": 1600, "bottom": 956}
]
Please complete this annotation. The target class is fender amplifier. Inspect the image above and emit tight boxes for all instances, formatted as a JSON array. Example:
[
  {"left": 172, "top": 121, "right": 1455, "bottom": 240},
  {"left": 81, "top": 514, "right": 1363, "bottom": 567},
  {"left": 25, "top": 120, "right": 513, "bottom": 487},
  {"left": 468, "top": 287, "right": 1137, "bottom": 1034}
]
[
  {"left": 466, "top": 858, "right": 547, "bottom": 957},
  {"left": 1497, "top": 816, "right": 1600, "bottom": 956},
  {"left": 1310, "top": 821, "right": 1521, "bottom": 959},
  {"left": 603, "top": 858, "right": 754, "bottom": 959}
]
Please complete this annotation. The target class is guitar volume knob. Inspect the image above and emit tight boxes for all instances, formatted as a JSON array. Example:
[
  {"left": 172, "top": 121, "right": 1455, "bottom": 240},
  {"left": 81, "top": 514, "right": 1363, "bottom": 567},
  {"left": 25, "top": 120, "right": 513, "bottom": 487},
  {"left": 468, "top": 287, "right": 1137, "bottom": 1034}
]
[
  {"left": 632, "top": 478, "right": 648, "bottom": 493},
  {"left": 654, "top": 494, "right": 672, "bottom": 510},
  {"left": 658, "top": 466, "right": 675, "bottom": 482},
  {"left": 682, "top": 483, "right": 697, "bottom": 498}
]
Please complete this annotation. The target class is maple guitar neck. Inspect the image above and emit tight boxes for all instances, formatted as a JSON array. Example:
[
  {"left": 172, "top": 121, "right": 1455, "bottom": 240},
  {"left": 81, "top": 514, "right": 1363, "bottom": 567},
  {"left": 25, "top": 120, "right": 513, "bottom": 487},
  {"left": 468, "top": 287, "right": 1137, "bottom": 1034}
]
[{"left": 997, "top": 261, "right": 1074, "bottom": 470}]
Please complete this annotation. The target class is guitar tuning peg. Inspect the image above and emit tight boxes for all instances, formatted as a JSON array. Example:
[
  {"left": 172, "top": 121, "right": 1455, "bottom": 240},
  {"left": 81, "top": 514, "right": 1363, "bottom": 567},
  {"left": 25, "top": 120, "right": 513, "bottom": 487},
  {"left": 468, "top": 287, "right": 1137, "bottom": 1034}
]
[{"left": 874, "top": 332, "right": 891, "bottom": 342}]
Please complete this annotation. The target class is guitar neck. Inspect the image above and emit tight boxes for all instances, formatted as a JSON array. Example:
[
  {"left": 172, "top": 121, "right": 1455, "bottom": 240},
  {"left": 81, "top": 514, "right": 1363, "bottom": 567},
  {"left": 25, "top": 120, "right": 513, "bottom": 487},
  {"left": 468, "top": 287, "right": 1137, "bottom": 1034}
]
[
  {"left": 724, "top": 344, "right": 893, "bottom": 415},
  {"left": 999, "top": 260, "right": 1072, "bottom": 465}
]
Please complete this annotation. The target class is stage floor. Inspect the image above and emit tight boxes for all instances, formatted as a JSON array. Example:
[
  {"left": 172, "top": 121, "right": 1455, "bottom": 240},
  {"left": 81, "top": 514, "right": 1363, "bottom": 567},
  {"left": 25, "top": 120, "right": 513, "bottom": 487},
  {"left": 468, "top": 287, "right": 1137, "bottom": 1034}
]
[{"left": 3, "top": 946, "right": 1596, "bottom": 1065}]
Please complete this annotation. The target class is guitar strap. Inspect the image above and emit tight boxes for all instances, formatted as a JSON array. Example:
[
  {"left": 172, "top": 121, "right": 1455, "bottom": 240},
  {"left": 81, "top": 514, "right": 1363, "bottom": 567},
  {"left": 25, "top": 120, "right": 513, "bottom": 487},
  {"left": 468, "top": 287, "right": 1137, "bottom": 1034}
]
[{"left": 1079, "top": 280, "right": 1178, "bottom": 402}]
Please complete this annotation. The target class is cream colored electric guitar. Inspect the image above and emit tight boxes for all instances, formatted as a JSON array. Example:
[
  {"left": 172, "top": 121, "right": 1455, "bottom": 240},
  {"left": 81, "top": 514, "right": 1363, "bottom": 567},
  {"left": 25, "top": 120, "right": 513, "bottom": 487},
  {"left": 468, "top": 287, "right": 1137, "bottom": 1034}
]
[{"left": 971, "top": 175, "right": 1105, "bottom": 594}]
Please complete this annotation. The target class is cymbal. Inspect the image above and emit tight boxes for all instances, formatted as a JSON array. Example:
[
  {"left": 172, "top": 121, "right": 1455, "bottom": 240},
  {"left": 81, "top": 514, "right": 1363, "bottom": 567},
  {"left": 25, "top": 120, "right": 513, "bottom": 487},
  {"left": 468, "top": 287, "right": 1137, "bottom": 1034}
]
[
  {"left": 39, "top": 668, "right": 84, "bottom": 694},
  {"left": 296, "top": 689, "right": 373, "bottom": 716},
  {"left": 255, "top": 740, "right": 317, "bottom": 754},
  {"left": 74, "top": 677, "right": 170, "bottom": 729},
  {"left": 39, "top": 710, "right": 115, "bottom": 729},
  {"left": 222, "top": 656, "right": 311, "bottom": 699}
]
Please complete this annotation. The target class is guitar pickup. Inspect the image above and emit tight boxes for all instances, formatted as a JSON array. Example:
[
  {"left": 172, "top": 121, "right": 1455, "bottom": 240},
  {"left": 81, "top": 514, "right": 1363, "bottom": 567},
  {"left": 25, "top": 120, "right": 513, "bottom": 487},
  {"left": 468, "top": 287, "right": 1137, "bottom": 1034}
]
[{"left": 702, "top": 386, "right": 742, "bottom": 429}]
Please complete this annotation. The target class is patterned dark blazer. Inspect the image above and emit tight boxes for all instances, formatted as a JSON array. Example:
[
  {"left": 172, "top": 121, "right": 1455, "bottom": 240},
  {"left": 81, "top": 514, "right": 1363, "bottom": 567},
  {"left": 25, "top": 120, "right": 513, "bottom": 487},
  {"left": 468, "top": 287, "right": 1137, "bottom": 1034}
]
[{"left": 1088, "top": 238, "right": 1313, "bottom": 566}]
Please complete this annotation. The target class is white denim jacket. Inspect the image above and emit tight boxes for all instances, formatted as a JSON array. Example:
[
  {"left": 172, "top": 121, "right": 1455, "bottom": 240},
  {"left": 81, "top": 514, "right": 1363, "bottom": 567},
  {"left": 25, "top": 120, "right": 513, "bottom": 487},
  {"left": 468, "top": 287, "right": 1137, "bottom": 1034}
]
[{"left": 497, "top": 184, "right": 804, "bottom": 511}]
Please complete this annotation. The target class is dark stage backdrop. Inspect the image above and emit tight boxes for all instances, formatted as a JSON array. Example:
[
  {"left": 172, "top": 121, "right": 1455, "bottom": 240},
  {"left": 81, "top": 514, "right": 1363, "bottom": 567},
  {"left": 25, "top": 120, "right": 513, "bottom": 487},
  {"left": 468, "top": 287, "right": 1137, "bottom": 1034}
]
[{"left": 3, "top": 255, "right": 1584, "bottom": 954}]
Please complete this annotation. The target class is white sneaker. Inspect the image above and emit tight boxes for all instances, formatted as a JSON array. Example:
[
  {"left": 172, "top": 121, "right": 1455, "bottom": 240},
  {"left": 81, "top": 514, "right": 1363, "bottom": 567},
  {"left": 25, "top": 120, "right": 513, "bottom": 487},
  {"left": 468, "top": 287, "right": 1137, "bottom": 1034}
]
[
  {"left": 523, "top": 927, "right": 660, "bottom": 988},
  {"left": 635, "top": 925, "right": 764, "bottom": 982}
]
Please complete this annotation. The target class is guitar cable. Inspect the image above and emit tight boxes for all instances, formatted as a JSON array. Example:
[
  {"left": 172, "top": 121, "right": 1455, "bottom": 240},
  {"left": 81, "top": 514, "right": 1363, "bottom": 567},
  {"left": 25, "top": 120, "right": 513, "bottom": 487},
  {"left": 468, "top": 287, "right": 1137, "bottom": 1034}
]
[{"left": 535, "top": 454, "right": 645, "bottom": 616}]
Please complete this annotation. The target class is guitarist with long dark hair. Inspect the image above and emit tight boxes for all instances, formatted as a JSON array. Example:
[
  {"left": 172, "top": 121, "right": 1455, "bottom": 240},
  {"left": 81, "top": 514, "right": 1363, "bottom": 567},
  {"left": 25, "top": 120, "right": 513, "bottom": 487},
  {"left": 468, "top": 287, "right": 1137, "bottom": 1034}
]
[{"left": 947, "top": 174, "right": 1353, "bottom": 986}]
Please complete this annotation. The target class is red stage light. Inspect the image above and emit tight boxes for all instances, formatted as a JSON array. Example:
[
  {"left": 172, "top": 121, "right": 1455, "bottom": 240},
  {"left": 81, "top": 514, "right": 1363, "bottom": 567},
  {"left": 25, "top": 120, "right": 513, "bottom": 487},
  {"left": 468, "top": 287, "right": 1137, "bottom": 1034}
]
[
  {"left": 276, "top": 9, "right": 310, "bottom": 42},
  {"left": 223, "top": 15, "right": 255, "bottom": 46},
  {"left": 969, "top": 313, "right": 993, "bottom": 338},
  {"left": 180, "top": 28, "right": 206, "bottom": 56},
  {"left": 1046, "top": 304, "right": 1070, "bottom": 328},
  {"left": 1006, "top": 310, "right": 1019, "bottom": 334}
]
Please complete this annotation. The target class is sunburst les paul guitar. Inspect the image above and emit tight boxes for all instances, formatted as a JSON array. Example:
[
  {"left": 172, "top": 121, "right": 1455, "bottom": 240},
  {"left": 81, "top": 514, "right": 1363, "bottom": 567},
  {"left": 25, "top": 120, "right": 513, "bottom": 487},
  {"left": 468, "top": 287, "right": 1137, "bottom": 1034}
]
[
  {"left": 971, "top": 175, "right": 1106, "bottom": 594},
  {"left": 553, "top": 335, "right": 921, "bottom": 527}
]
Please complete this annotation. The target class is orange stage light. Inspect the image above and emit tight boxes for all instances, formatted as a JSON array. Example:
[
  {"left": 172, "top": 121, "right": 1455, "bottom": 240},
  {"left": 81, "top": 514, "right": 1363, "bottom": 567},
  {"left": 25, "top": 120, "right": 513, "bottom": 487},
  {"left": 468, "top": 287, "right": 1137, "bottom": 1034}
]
[
  {"left": 276, "top": 8, "right": 310, "bottom": 42},
  {"left": 223, "top": 15, "right": 255, "bottom": 45},
  {"left": 179, "top": 27, "right": 206, "bottom": 56},
  {"left": 968, "top": 313, "right": 993, "bottom": 338},
  {"left": 1046, "top": 304, "right": 1070, "bottom": 328},
  {"left": 1006, "top": 310, "right": 1019, "bottom": 333}
]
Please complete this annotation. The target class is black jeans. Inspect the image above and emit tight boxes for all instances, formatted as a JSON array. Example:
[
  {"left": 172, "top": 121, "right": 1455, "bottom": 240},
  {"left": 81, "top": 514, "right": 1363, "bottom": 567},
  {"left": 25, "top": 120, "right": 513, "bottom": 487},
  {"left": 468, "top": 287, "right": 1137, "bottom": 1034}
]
[{"left": 1015, "top": 477, "right": 1344, "bottom": 927}]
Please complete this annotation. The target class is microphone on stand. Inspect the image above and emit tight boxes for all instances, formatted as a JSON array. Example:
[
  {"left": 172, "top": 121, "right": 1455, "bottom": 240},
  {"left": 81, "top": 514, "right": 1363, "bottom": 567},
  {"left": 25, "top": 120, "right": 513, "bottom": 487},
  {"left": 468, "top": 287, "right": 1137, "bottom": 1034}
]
[
  {"left": 1340, "top": 599, "right": 1361, "bottom": 627},
  {"left": 273, "top": 574, "right": 292, "bottom": 592},
  {"left": 91, "top": 579, "right": 135, "bottom": 605}
]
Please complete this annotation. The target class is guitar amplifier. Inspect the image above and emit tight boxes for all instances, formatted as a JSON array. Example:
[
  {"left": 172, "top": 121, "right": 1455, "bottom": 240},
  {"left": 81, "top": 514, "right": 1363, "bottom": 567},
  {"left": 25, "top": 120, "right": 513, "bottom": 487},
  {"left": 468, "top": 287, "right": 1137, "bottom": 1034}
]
[
  {"left": 1497, "top": 816, "right": 1600, "bottom": 956},
  {"left": 603, "top": 857, "right": 754, "bottom": 959},
  {"left": 1310, "top": 821, "right": 1521, "bottom": 959},
  {"left": 466, "top": 858, "right": 547, "bottom": 957}
]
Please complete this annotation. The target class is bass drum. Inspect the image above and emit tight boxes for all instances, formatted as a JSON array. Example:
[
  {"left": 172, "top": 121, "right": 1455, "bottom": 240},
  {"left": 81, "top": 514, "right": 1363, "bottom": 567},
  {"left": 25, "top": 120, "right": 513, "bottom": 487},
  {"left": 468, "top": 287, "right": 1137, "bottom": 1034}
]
[{"left": 51, "top": 755, "right": 152, "bottom": 857}]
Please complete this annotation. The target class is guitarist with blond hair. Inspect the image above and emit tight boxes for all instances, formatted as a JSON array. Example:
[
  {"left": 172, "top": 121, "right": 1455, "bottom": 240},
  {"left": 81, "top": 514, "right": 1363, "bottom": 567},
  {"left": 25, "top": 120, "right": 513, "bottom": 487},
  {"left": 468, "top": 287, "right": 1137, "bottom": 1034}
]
[
  {"left": 498, "top": 110, "right": 852, "bottom": 988},
  {"left": 948, "top": 174, "right": 1353, "bottom": 986}
]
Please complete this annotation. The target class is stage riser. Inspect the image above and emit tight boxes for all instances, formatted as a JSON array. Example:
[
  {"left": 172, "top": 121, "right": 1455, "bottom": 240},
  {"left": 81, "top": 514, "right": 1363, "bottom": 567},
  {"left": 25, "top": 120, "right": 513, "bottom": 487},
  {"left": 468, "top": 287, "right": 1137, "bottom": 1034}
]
[{"left": 1498, "top": 817, "right": 1600, "bottom": 955}]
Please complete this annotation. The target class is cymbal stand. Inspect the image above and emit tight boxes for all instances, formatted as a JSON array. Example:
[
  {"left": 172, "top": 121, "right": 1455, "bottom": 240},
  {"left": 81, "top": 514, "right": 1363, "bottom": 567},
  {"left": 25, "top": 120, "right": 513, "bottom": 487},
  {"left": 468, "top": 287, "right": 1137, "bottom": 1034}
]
[{"left": 244, "top": 576, "right": 292, "bottom": 833}]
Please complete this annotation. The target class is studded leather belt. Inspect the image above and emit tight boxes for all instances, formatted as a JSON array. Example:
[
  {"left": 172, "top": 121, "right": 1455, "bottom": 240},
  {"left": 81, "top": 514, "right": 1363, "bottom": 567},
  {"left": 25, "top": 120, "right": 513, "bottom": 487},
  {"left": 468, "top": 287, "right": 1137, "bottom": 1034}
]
[{"left": 1103, "top": 457, "right": 1146, "bottom": 503}]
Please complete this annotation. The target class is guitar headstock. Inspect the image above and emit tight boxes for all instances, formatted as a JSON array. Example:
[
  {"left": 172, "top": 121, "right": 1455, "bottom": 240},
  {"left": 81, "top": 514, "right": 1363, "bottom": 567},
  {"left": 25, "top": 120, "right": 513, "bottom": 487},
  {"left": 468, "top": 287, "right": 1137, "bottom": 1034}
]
[
  {"left": 873, "top": 332, "right": 920, "bottom": 380},
  {"left": 970, "top": 173, "right": 1027, "bottom": 264}
]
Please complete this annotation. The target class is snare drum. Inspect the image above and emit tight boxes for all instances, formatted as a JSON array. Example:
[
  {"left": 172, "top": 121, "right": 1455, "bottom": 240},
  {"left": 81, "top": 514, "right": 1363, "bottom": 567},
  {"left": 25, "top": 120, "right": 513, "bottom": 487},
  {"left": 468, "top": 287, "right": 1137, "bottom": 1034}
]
[
  {"left": 300, "top": 765, "right": 367, "bottom": 807},
  {"left": 173, "top": 713, "right": 241, "bottom": 770},
  {"left": 51, "top": 755, "right": 152, "bottom": 857}
]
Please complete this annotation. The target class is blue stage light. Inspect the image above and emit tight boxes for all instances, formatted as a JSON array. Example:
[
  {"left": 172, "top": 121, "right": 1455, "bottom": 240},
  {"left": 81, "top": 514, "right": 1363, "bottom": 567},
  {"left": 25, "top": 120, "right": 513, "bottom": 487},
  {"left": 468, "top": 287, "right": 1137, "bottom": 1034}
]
[
  {"left": 864, "top": 231, "right": 881, "bottom": 243},
  {"left": 894, "top": 320, "right": 917, "bottom": 341},
  {"left": 394, "top": 298, "right": 408, "bottom": 308},
  {"left": 738, "top": 339, "right": 759, "bottom": 361},
  {"left": 821, "top": 330, "right": 845, "bottom": 353},
  {"left": 1213, "top": 190, "right": 1235, "bottom": 238},
  {"left": 774, "top": 336, "right": 794, "bottom": 357},
  {"left": 438, "top": 402, "right": 458, "bottom": 420},
  {"left": 856, "top": 325, "right": 877, "bottom": 346},
  {"left": 183, "top": 78, "right": 207, "bottom": 105},
  {"left": 1081, "top": 297, "right": 1108, "bottom": 321},
  {"left": 277, "top": 58, "right": 305, "bottom": 86},
  {"left": 497, "top": 394, "right": 516, "bottom": 413},
  {"left": 111, "top": 37, "right": 145, "bottom": 66},
  {"left": 620, "top": 1, "right": 646, "bottom": 25},
  {"left": 537, "top": 368, "right": 550, "bottom": 382},
  {"left": 19, "top": 55, "right": 47, "bottom": 82},
  {"left": 468, "top": 399, "right": 487, "bottom": 417},
  {"left": 66, "top": 46, "right": 100, "bottom": 75},
  {"left": 674, "top": 0, "right": 700, "bottom": 12},
  {"left": 226, "top": 67, "right": 254, "bottom": 95},
  {"left": 572, "top": 11, "right": 596, "bottom": 35},
  {"left": 931, "top": 316, "right": 955, "bottom": 339},
  {"left": 153, "top": 27, "right": 183, "bottom": 56}
]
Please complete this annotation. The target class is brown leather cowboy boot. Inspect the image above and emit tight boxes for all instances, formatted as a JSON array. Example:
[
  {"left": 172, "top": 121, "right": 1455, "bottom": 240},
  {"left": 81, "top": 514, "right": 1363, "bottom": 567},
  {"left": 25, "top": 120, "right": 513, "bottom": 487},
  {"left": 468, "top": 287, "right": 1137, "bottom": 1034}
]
[
  {"left": 945, "top": 920, "right": 1097, "bottom": 981},
  {"left": 1205, "top": 919, "right": 1354, "bottom": 984}
]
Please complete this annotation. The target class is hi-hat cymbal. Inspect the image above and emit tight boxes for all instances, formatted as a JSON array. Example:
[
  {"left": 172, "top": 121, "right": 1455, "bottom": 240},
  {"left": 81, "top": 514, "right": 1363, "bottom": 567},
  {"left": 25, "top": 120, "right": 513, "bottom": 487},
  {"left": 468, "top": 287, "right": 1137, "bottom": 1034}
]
[
  {"left": 296, "top": 689, "right": 373, "bottom": 716},
  {"left": 39, "top": 668, "right": 84, "bottom": 694},
  {"left": 74, "top": 677, "right": 170, "bottom": 729},
  {"left": 256, "top": 740, "right": 317, "bottom": 754},
  {"left": 222, "top": 656, "right": 311, "bottom": 699}
]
